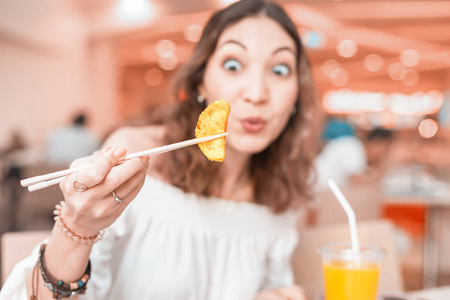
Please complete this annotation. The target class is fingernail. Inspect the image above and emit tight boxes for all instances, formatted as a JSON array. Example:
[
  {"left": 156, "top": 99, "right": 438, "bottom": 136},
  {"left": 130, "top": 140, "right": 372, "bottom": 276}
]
[
  {"left": 102, "top": 147, "right": 111, "bottom": 155},
  {"left": 141, "top": 156, "right": 150, "bottom": 163},
  {"left": 114, "top": 147, "right": 127, "bottom": 159}
]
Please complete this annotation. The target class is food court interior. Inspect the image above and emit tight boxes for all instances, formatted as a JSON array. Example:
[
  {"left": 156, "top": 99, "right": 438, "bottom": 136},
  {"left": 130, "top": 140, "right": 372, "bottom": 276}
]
[{"left": 1, "top": 0, "right": 450, "bottom": 298}]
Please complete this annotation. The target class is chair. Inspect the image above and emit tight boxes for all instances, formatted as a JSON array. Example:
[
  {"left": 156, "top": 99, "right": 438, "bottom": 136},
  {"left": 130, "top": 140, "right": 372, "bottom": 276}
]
[
  {"left": 1, "top": 230, "right": 50, "bottom": 285},
  {"left": 312, "top": 181, "right": 383, "bottom": 225},
  {"left": 16, "top": 165, "right": 65, "bottom": 231},
  {"left": 293, "top": 219, "right": 404, "bottom": 300}
]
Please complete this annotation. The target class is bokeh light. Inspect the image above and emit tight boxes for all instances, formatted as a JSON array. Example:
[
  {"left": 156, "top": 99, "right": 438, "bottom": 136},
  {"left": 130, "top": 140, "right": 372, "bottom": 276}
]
[
  {"left": 220, "top": 0, "right": 239, "bottom": 6},
  {"left": 183, "top": 24, "right": 203, "bottom": 43},
  {"left": 155, "top": 39, "right": 177, "bottom": 57},
  {"left": 329, "top": 68, "right": 349, "bottom": 86},
  {"left": 116, "top": 0, "right": 155, "bottom": 22},
  {"left": 336, "top": 39, "right": 358, "bottom": 58},
  {"left": 321, "top": 59, "right": 341, "bottom": 77},
  {"left": 401, "top": 68, "right": 420, "bottom": 87},
  {"left": 400, "top": 49, "right": 421, "bottom": 67},
  {"left": 158, "top": 53, "right": 178, "bottom": 70},
  {"left": 363, "top": 54, "right": 384, "bottom": 72},
  {"left": 387, "top": 63, "right": 405, "bottom": 81},
  {"left": 418, "top": 118, "right": 439, "bottom": 139},
  {"left": 298, "top": 28, "right": 327, "bottom": 48}
]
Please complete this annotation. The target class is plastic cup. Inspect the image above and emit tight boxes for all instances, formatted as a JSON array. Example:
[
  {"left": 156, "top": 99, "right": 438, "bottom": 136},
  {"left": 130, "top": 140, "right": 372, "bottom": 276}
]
[{"left": 318, "top": 243, "right": 386, "bottom": 300}]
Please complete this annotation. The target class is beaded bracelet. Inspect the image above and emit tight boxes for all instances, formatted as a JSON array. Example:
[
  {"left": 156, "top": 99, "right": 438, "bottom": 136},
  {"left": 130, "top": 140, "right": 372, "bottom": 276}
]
[
  {"left": 37, "top": 243, "right": 91, "bottom": 299},
  {"left": 53, "top": 201, "right": 105, "bottom": 245}
]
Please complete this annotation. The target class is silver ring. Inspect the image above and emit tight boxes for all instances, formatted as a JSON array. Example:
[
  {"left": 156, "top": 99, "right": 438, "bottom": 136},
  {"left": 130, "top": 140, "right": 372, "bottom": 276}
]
[
  {"left": 112, "top": 191, "right": 123, "bottom": 203},
  {"left": 73, "top": 173, "right": 88, "bottom": 192}
]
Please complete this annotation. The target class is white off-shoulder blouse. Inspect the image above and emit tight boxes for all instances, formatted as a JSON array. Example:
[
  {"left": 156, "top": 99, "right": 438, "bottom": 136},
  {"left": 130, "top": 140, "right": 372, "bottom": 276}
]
[{"left": 1, "top": 176, "right": 302, "bottom": 300}]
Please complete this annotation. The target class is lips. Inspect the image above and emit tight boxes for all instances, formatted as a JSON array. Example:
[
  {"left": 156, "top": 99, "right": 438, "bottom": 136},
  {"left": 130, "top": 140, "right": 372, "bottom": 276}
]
[{"left": 241, "top": 117, "right": 266, "bottom": 133}]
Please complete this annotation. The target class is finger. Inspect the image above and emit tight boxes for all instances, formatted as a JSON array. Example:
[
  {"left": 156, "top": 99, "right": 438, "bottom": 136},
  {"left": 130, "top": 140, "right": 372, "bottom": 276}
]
[
  {"left": 277, "top": 286, "right": 305, "bottom": 300},
  {"left": 108, "top": 162, "right": 148, "bottom": 200},
  {"left": 101, "top": 156, "right": 149, "bottom": 194},
  {"left": 254, "top": 290, "right": 284, "bottom": 300},
  {"left": 69, "top": 147, "right": 111, "bottom": 169},
  {"left": 110, "top": 169, "right": 147, "bottom": 207},
  {"left": 75, "top": 147, "right": 127, "bottom": 188}
]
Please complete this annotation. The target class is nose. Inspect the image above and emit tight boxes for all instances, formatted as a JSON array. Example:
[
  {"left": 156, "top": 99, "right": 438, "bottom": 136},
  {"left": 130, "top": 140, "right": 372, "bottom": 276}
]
[{"left": 242, "top": 71, "right": 268, "bottom": 104}]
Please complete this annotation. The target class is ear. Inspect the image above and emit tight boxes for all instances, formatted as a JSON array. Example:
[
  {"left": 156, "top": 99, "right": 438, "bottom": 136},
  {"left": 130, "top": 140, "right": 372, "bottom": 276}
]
[{"left": 197, "top": 84, "right": 207, "bottom": 98}]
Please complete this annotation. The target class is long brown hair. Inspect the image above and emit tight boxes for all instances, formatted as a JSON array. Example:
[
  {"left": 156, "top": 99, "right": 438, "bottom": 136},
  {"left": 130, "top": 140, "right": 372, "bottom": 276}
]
[{"left": 151, "top": 0, "right": 322, "bottom": 213}]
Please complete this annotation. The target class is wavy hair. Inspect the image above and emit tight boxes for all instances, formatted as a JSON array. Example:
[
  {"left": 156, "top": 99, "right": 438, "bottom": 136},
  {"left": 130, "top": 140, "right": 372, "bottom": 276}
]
[{"left": 150, "top": 0, "right": 322, "bottom": 213}]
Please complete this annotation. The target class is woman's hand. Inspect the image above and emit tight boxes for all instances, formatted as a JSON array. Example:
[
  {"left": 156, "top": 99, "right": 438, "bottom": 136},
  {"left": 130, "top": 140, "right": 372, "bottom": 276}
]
[
  {"left": 254, "top": 285, "right": 306, "bottom": 300},
  {"left": 59, "top": 147, "right": 149, "bottom": 236}
]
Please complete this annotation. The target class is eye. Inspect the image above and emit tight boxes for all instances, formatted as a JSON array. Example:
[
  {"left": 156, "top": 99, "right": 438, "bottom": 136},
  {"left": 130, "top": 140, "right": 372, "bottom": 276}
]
[
  {"left": 223, "top": 59, "right": 242, "bottom": 72},
  {"left": 272, "top": 64, "right": 290, "bottom": 76}
]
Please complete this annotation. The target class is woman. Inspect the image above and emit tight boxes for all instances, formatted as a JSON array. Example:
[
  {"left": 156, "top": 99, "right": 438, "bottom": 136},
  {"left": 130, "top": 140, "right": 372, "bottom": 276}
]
[{"left": 0, "top": 0, "right": 320, "bottom": 299}]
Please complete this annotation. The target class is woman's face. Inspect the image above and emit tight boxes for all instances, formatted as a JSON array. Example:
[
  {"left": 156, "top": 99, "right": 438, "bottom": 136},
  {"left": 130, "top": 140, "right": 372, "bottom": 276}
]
[{"left": 199, "top": 16, "right": 298, "bottom": 154}]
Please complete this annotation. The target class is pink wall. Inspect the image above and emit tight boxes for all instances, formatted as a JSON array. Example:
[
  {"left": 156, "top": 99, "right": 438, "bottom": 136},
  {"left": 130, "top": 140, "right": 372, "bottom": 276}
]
[{"left": 0, "top": 0, "right": 119, "bottom": 153}]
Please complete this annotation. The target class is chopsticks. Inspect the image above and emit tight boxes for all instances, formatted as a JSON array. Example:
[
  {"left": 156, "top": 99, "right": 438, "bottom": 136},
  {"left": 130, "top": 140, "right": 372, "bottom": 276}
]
[{"left": 21, "top": 132, "right": 228, "bottom": 192}]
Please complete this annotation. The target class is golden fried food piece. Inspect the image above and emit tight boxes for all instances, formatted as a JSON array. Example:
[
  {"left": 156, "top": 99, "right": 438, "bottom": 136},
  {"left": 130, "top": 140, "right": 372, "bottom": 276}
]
[{"left": 195, "top": 100, "right": 230, "bottom": 162}]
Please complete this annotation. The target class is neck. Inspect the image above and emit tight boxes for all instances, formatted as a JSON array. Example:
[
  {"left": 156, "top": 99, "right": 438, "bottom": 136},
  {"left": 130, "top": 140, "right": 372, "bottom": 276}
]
[{"left": 216, "top": 147, "right": 253, "bottom": 201}]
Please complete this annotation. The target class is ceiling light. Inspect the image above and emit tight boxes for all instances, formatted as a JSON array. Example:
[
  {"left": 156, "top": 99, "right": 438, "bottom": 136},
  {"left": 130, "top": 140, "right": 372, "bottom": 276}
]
[
  {"left": 387, "top": 63, "right": 405, "bottom": 81},
  {"left": 158, "top": 53, "right": 178, "bottom": 71},
  {"left": 299, "top": 28, "right": 327, "bottom": 48},
  {"left": 184, "top": 24, "right": 203, "bottom": 43},
  {"left": 363, "top": 54, "right": 384, "bottom": 72},
  {"left": 321, "top": 59, "right": 341, "bottom": 77},
  {"left": 220, "top": 0, "right": 239, "bottom": 6},
  {"left": 116, "top": 0, "right": 154, "bottom": 23},
  {"left": 401, "top": 69, "right": 420, "bottom": 87},
  {"left": 400, "top": 49, "right": 421, "bottom": 67},
  {"left": 323, "top": 90, "right": 443, "bottom": 115},
  {"left": 418, "top": 118, "right": 438, "bottom": 139},
  {"left": 329, "top": 68, "right": 349, "bottom": 86},
  {"left": 336, "top": 39, "right": 358, "bottom": 58},
  {"left": 155, "top": 39, "right": 177, "bottom": 57}
]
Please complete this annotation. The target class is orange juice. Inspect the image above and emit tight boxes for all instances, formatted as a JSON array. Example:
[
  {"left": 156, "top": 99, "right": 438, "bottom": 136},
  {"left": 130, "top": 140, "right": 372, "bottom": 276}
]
[{"left": 323, "top": 260, "right": 380, "bottom": 300}]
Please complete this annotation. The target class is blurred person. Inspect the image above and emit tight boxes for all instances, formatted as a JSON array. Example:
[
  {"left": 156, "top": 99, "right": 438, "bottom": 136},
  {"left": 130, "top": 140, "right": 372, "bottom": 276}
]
[
  {"left": 45, "top": 112, "right": 101, "bottom": 166},
  {"left": 314, "top": 117, "right": 367, "bottom": 189},
  {"left": 1, "top": 130, "right": 28, "bottom": 231},
  {"left": 0, "top": 1, "right": 321, "bottom": 299},
  {"left": 352, "top": 127, "right": 394, "bottom": 184},
  {"left": 366, "top": 127, "right": 394, "bottom": 167}
]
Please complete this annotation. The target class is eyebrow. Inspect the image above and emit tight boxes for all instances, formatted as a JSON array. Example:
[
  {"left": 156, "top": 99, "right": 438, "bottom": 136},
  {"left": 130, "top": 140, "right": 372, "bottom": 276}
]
[
  {"left": 272, "top": 46, "right": 296, "bottom": 56},
  {"left": 217, "top": 39, "right": 247, "bottom": 50},
  {"left": 218, "top": 40, "right": 296, "bottom": 57}
]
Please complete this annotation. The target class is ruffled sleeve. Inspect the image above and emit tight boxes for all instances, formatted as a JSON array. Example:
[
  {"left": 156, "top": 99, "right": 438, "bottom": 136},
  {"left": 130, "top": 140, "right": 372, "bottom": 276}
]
[
  {"left": 79, "top": 198, "right": 131, "bottom": 300},
  {"left": 1, "top": 176, "right": 304, "bottom": 300},
  {"left": 0, "top": 239, "right": 47, "bottom": 300},
  {"left": 0, "top": 199, "right": 131, "bottom": 300}
]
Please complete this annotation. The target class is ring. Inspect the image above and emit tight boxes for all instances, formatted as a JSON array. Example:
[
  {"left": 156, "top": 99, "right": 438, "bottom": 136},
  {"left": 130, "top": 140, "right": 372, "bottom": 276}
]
[
  {"left": 112, "top": 191, "right": 123, "bottom": 203},
  {"left": 73, "top": 173, "right": 88, "bottom": 192}
]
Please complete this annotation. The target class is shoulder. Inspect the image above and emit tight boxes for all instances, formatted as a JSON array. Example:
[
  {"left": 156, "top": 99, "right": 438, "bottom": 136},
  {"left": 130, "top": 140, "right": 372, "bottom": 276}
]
[{"left": 102, "top": 125, "right": 168, "bottom": 155}]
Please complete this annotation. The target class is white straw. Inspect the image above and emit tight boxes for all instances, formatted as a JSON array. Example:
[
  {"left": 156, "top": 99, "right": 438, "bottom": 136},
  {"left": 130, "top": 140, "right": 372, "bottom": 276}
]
[{"left": 327, "top": 179, "right": 360, "bottom": 254}]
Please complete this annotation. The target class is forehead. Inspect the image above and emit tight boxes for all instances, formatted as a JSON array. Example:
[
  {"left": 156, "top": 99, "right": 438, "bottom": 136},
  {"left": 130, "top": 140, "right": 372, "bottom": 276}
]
[{"left": 217, "top": 16, "right": 296, "bottom": 52}]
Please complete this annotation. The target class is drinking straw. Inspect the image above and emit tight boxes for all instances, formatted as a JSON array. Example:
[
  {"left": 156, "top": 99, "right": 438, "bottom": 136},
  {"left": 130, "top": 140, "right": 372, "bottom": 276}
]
[{"left": 327, "top": 179, "right": 360, "bottom": 254}]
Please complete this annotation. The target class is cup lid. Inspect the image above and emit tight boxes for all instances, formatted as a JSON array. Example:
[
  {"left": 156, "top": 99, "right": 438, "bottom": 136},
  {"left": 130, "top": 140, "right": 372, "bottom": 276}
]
[{"left": 318, "top": 242, "right": 386, "bottom": 261}]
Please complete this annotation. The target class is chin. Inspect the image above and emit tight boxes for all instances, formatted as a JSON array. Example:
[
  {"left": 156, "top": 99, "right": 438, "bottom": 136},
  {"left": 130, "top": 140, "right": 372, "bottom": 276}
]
[{"left": 228, "top": 138, "right": 270, "bottom": 155}]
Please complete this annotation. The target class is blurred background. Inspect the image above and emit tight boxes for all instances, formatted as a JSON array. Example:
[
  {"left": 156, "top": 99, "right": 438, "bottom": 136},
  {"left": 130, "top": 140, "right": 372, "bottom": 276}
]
[{"left": 1, "top": 0, "right": 450, "bottom": 295}]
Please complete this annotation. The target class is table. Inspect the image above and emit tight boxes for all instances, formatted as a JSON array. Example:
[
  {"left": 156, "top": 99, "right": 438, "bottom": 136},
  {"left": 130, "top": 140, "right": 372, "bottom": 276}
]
[
  {"left": 382, "top": 171, "right": 450, "bottom": 288},
  {"left": 382, "top": 285, "right": 450, "bottom": 300},
  {"left": 407, "top": 285, "right": 450, "bottom": 300}
]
